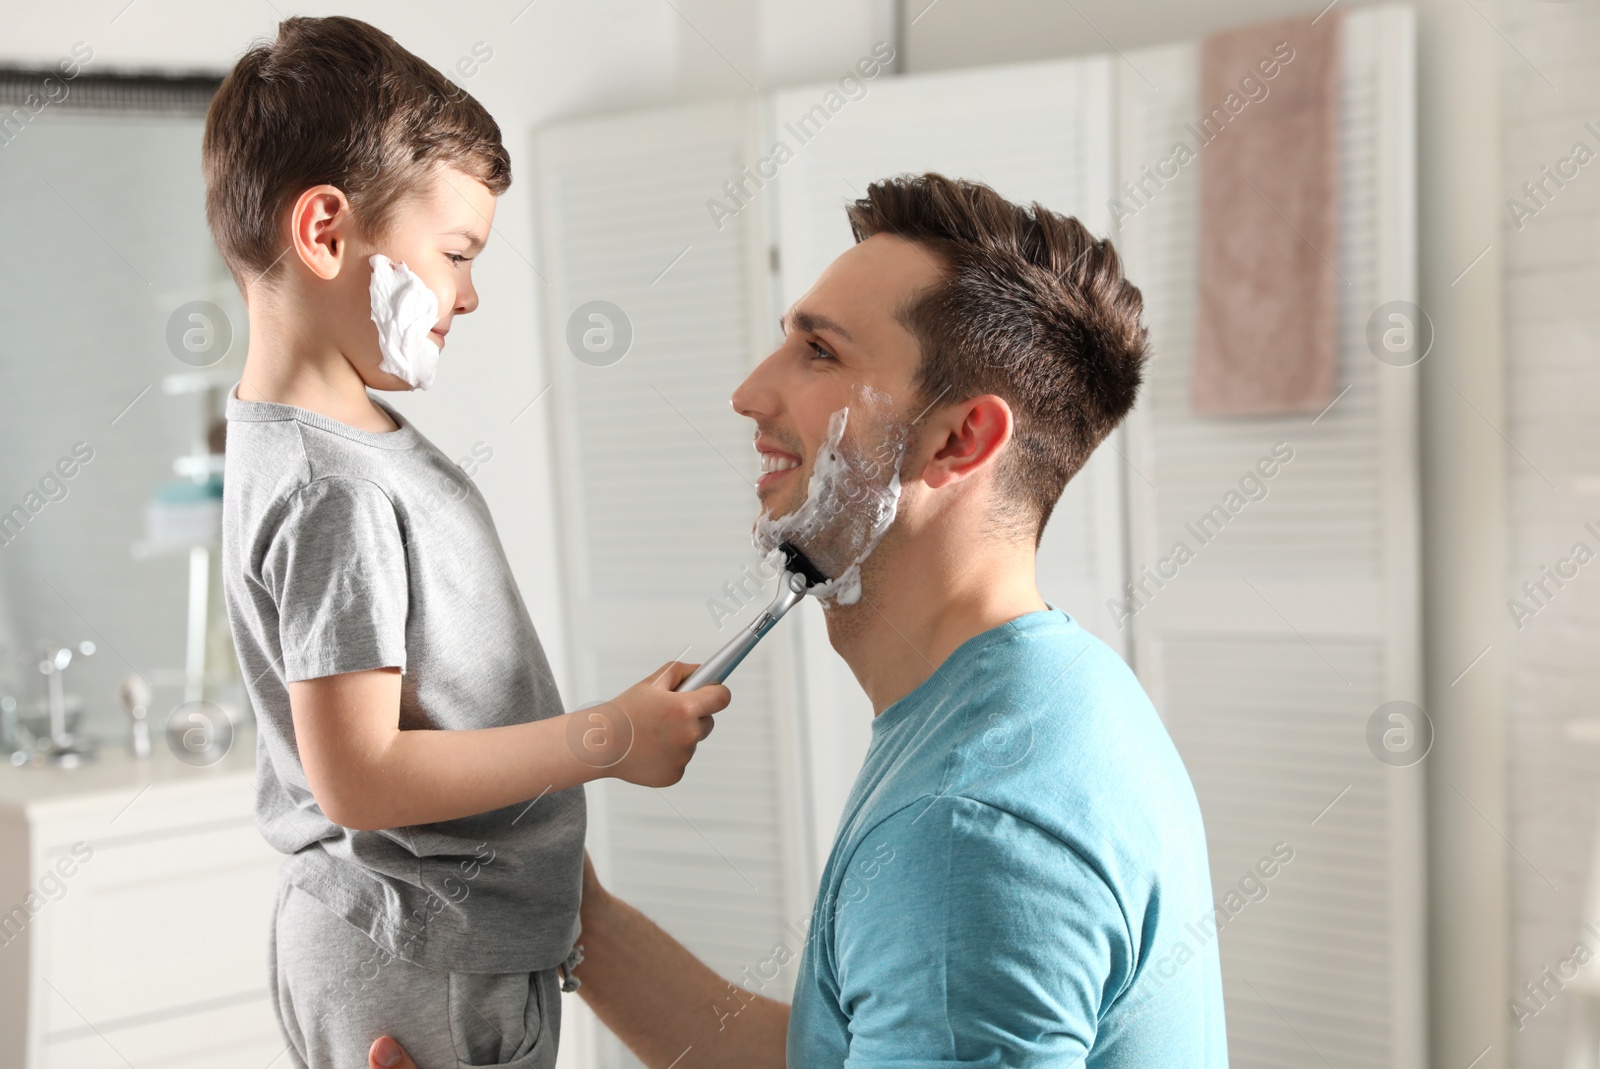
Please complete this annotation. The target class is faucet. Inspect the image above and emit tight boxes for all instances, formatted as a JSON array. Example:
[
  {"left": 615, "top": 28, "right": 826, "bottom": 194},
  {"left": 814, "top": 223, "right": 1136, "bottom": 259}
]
[
  {"left": 31, "top": 640, "right": 99, "bottom": 767},
  {"left": 119, "top": 673, "right": 153, "bottom": 759},
  {"left": 1, "top": 694, "right": 19, "bottom": 761}
]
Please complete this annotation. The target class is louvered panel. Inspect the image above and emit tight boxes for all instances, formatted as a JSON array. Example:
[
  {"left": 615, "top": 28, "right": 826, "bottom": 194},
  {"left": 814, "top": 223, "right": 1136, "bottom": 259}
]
[
  {"left": 1163, "top": 635, "right": 1391, "bottom": 1069},
  {"left": 1120, "top": 8, "right": 1424, "bottom": 1069},
  {"left": 553, "top": 148, "right": 764, "bottom": 599},
  {"left": 773, "top": 58, "right": 1111, "bottom": 290},
  {"left": 1501, "top": 3, "right": 1600, "bottom": 1067},
  {"left": 537, "top": 100, "right": 810, "bottom": 1069},
  {"left": 1128, "top": 67, "right": 1387, "bottom": 580}
]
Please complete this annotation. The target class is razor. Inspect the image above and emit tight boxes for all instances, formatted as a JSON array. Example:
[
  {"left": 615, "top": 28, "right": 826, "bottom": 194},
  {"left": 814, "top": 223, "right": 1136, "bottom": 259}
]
[{"left": 675, "top": 541, "right": 829, "bottom": 691}]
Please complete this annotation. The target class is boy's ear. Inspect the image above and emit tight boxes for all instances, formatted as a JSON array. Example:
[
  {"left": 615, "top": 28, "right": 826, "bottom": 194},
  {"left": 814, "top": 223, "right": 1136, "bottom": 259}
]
[
  {"left": 919, "top": 394, "right": 1013, "bottom": 490},
  {"left": 289, "top": 184, "right": 353, "bottom": 282}
]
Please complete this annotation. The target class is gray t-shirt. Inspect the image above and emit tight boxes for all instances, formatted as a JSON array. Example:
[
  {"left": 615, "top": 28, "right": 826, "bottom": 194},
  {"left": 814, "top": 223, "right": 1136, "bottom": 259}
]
[{"left": 221, "top": 384, "right": 584, "bottom": 974}]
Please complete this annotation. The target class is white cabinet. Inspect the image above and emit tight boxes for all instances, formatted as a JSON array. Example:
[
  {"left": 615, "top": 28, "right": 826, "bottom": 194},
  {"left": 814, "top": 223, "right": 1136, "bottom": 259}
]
[{"left": 0, "top": 731, "right": 284, "bottom": 1069}]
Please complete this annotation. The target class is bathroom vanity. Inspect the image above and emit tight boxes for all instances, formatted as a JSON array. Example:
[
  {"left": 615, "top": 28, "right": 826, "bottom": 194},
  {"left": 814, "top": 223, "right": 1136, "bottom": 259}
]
[{"left": 0, "top": 730, "right": 283, "bottom": 1068}]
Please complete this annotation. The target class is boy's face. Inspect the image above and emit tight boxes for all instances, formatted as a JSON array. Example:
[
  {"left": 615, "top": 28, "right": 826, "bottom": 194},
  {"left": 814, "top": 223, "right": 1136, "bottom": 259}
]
[
  {"left": 339, "top": 166, "right": 496, "bottom": 391},
  {"left": 730, "top": 234, "right": 945, "bottom": 533}
]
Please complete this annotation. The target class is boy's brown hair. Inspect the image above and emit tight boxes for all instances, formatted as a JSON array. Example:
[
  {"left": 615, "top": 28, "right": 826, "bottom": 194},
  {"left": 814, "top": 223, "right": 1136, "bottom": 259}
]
[
  {"left": 202, "top": 16, "right": 510, "bottom": 287},
  {"left": 846, "top": 173, "right": 1149, "bottom": 541}
]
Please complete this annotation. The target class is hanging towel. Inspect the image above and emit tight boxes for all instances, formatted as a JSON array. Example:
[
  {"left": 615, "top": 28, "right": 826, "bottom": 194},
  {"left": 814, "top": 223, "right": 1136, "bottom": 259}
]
[{"left": 1192, "top": 11, "right": 1344, "bottom": 416}]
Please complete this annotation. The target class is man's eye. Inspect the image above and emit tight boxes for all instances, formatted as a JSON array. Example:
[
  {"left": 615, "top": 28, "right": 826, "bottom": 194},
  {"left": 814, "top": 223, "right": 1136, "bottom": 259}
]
[{"left": 808, "top": 340, "right": 834, "bottom": 361}]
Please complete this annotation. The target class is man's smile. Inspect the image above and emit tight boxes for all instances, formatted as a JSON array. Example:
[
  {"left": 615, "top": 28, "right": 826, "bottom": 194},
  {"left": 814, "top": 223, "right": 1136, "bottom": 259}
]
[{"left": 755, "top": 438, "right": 802, "bottom": 490}]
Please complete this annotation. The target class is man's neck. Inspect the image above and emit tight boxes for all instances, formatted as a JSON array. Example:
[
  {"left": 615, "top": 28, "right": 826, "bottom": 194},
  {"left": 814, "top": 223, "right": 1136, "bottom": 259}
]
[
  {"left": 237, "top": 298, "right": 398, "bottom": 433},
  {"left": 824, "top": 527, "right": 1049, "bottom": 715}
]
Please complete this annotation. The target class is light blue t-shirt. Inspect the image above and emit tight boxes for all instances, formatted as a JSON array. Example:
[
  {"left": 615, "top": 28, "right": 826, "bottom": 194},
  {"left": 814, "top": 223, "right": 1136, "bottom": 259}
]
[{"left": 787, "top": 610, "right": 1228, "bottom": 1068}]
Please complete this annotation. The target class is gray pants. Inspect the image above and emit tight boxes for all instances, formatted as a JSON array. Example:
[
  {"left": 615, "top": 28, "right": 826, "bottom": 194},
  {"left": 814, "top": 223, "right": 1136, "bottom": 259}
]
[{"left": 269, "top": 880, "right": 563, "bottom": 1069}]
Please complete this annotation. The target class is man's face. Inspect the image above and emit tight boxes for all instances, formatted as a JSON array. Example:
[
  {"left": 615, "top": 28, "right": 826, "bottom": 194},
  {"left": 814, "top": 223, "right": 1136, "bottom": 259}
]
[
  {"left": 731, "top": 234, "right": 946, "bottom": 536},
  {"left": 344, "top": 166, "right": 496, "bottom": 390}
]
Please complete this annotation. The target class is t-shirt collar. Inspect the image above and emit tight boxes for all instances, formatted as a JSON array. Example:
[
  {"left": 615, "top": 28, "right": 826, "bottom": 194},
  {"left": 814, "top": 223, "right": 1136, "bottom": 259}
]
[{"left": 225, "top": 381, "right": 419, "bottom": 450}]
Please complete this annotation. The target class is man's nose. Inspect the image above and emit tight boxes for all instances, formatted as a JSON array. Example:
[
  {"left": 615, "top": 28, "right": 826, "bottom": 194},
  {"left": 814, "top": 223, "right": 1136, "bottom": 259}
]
[{"left": 731, "top": 350, "right": 782, "bottom": 421}]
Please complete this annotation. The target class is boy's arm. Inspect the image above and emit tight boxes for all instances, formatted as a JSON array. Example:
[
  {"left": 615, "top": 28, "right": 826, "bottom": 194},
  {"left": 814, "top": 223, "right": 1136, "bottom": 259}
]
[{"left": 291, "top": 661, "right": 727, "bottom": 830}]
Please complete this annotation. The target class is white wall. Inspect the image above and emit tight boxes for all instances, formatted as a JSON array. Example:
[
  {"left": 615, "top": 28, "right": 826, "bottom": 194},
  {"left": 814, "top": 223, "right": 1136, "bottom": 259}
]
[
  {"left": 1501, "top": 5, "right": 1600, "bottom": 1067},
  {"left": 902, "top": 0, "right": 1390, "bottom": 67}
]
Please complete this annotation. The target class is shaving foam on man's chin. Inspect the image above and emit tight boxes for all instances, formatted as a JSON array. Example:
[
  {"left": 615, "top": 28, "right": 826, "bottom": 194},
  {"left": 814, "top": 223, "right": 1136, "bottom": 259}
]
[
  {"left": 753, "top": 400, "right": 907, "bottom": 607},
  {"left": 368, "top": 253, "right": 441, "bottom": 390}
]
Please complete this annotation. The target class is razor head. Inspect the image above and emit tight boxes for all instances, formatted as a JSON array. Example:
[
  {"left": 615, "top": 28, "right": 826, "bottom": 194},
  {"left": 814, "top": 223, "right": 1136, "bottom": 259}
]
[{"left": 778, "top": 540, "right": 831, "bottom": 590}]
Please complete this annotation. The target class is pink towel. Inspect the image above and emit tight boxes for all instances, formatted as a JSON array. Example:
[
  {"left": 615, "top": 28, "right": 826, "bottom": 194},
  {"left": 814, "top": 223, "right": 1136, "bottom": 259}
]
[{"left": 1192, "top": 11, "right": 1343, "bottom": 416}]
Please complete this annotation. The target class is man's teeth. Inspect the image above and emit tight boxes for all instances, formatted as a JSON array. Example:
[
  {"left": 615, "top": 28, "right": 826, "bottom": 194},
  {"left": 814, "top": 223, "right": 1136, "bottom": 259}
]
[{"left": 760, "top": 453, "right": 800, "bottom": 474}]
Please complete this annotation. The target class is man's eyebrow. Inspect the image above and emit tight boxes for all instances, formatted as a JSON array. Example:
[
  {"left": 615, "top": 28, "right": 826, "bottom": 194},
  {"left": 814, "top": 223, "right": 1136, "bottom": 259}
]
[
  {"left": 443, "top": 227, "right": 488, "bottom": 252},
  {"left": 782, "top": 310, "right": 854, "bottom": 343}
]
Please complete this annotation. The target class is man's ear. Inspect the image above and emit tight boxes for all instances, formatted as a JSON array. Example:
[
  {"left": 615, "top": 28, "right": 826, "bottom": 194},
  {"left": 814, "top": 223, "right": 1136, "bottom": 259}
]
[
  {"left": 289, "top": 184, "right": 353, "bottom": 282},
  {"left": 921, "top": 394, "right": 1013, "bottom": 490}
]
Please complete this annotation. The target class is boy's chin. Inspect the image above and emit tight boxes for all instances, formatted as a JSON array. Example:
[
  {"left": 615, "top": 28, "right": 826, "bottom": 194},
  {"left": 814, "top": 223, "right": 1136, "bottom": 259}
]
[{"left": 358, "top": 366, "right": 423, "bottom": 393}]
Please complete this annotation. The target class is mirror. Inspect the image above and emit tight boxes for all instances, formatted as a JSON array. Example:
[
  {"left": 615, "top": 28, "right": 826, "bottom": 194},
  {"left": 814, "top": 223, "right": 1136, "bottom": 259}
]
[{"left": 0, "top": 70, "right": 243, "bottom": 757}]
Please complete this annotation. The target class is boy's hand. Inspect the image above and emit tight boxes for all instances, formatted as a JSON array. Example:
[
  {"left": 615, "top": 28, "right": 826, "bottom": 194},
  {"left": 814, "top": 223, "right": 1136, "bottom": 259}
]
[{"left": 568, "top": 662, "right": 729, "bottom": 788}]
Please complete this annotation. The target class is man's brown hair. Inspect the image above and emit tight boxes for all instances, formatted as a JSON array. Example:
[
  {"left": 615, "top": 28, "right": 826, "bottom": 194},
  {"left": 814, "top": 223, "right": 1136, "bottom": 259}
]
[
  {"left": 202, "top": 16, "right": 511, "bottom": 287},
  {"left": 846, "top": 173, "right": 1148, "bottom": 541}
]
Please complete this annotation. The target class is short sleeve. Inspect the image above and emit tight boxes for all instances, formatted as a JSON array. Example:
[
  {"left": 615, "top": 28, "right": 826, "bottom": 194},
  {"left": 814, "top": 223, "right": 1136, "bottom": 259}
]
[
  {"left": 831, "top": 796, "right": 1133, "bottom": 1068},
  {"left": 263, "top": 477, "right": 409, "bottom": 682}
]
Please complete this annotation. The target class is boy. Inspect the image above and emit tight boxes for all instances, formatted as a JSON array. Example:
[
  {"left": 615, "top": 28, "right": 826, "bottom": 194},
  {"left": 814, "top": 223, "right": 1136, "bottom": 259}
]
[{"left": 208, "top": 17, "right": 730, "bottom": 1068}]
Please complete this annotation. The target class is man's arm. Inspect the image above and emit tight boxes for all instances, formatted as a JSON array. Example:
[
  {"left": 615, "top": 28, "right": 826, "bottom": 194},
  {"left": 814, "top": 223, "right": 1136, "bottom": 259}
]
[
  {"left": 292, "top": 663, "right": 727, "bottom": 830},
  {"left": 574, "top": 852, "right": 790, "bottom": 1069}
]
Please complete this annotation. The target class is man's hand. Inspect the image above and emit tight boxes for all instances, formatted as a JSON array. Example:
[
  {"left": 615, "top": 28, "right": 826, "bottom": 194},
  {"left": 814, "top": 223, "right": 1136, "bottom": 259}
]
[{"left": 580, "top": 662, "right": 730, "bottom": 788}]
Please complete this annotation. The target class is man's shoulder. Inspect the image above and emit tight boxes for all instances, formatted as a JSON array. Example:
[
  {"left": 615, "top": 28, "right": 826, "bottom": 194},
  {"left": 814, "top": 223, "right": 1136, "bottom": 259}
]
[
  {"left": 978, "top": 612, "right": 1150, "bottom": 718},
  {"left": 894, "top": 612, "right": 1208, "bottom": 889},
  {"left": 941, "top": 615, "right": 1181, "bottom": 793}
]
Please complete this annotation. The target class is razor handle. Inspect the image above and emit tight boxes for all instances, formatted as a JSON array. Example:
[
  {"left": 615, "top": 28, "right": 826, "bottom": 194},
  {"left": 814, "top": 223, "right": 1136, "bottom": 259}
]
[{"left": 675, "top": 572, "right": 810, "bottom": 691}]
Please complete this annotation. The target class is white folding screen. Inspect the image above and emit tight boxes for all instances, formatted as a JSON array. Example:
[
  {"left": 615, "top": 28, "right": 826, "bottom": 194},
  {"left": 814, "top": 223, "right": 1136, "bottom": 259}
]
[
  {"left": 1116, "top": 6, "right": 1424, "bottom": 1068},
  {"left": 535, "top": 100, "right": 812, "bottom": 1069},
  {"left": 768, "top": 57, "right": 1128, "bottom": 874},
  {"left": 535, "top": 10, "right": 1422, "bottom": 1066}
]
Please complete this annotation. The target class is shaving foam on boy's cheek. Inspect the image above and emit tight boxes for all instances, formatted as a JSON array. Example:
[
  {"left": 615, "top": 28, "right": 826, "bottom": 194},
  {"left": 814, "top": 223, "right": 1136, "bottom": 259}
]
[
  {"left": 753, "top": 390, "right": 910, "bottom": 607},
  {"left": 368, "top": 253, "right": 442, "bottom": 390}
]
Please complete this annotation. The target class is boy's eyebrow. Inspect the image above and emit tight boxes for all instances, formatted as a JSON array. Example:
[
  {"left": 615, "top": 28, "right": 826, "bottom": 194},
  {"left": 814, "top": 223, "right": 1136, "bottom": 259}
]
[
  {"left": 443, "top": 226, "right": 488, "bottom": 252},
  {"left": 782, "top": 310, "right": 854, "bottom": 343}
]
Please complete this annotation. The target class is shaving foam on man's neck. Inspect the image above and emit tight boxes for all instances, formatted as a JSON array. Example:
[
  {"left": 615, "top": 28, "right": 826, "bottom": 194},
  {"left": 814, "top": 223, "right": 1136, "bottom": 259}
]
[
  {"left": 369, "top": 253, "right": 441, "bottom": 390},
  {"left": 754, "top": 391, "right": 908, "bottom": 606}
]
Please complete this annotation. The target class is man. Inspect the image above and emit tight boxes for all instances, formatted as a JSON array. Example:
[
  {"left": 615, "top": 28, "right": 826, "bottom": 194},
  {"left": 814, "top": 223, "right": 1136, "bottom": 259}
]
[{"left": 370, "top": 173, "right": 1228, "bottom": 1067}]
